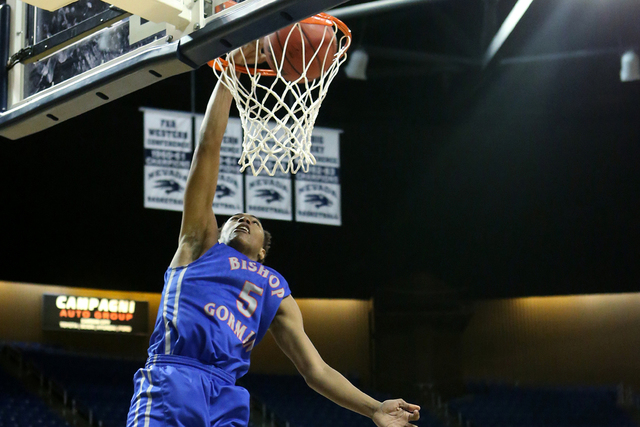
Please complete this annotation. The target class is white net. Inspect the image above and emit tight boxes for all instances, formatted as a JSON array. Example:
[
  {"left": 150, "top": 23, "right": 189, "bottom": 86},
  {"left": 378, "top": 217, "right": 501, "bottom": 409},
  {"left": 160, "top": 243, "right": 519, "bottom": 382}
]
[{"left": 212, "top": 15, "right": 351, "bottom": 176}]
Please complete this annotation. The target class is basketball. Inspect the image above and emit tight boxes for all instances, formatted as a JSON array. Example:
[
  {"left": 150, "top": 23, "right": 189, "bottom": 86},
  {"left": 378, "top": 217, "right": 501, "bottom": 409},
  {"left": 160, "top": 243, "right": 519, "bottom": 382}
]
[{"left": 263, "top": 23, "right": 338, "bottom": 82}]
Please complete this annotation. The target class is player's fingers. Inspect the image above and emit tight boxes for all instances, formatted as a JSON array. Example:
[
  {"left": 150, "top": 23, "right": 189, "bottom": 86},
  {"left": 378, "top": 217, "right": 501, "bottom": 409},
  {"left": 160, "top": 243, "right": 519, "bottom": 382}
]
[
  {"left": 405, "top": 424, "right": 418, "bottom": 427},
  {"left": 255, "top": 41, "right": 267, "bottom": 62},
  {"left": 402, "top": 408, "right": 419, "bottom": 421},
  {"left": 399, "top": 400, "right": 421, "bottom": 413}
]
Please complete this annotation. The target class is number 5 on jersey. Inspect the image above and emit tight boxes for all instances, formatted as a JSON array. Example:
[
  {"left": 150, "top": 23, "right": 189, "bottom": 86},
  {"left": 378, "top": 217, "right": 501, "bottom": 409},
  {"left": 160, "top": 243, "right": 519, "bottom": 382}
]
[{"left": 237, "top": 281, "right": 264, "bottom": 318}]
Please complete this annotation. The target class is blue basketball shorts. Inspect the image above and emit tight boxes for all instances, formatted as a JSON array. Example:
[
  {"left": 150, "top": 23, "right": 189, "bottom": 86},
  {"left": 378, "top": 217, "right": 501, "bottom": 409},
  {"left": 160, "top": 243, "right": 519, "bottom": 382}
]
[{"left": 127, "top": 354, "right": 250, "bottom": 427}]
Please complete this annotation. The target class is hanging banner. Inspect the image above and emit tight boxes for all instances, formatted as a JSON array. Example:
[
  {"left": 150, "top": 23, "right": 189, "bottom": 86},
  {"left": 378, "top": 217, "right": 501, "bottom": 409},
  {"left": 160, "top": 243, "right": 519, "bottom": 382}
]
[
  {"left": 246, "top": 162, "right": 293, "bottom": 221},
  {"left": 295, "top": 128, "right": 342, "bottom": 226},
  {"left": 195, "top": 116, "right": 244, "bottom": 216},
  {"left": 142, "top": 108, "right": 193, "bottom": 212}
]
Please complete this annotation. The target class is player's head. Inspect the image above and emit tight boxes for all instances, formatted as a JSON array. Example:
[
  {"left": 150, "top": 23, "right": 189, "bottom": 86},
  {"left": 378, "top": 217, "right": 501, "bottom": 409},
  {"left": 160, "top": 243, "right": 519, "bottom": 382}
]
[{"left": 219, "top": 213, "right": 271, "bottom": 263}]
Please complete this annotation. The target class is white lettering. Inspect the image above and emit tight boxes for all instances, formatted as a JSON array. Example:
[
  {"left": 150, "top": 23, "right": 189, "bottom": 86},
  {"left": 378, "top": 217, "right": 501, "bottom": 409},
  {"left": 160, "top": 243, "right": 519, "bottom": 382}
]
[
  {"left": 242, "top": 330, "right": 256, "bottom": 352},
  {"left": 237, "top": 281, "right": 264, "bottom": 318},
  {"left": 269, "top": 275, "right": 280, "bottom": 288},
  {"left": 227, "top": 312, "right": 236, "bottom": 330},
  {"left": 118, "top": 300, "right": 129, "bottom": 313},
  {"left": 216, "top": 305, "right": 229, "bottom": 321},
  {"left": 271, "top": 289, "right": 285, "bottom": 298},
  {"left": 56, "top": 295, "right": 138, "bottom": 313},
  {"left": 77, "top": 297, "right": 89, "bottom": 310},
  {"left": 234, "top": 321, "right": 247, "bottom": 340},
  {"left": 204, "top": 303, "right": 216, "bottom": 316},
  {"left": 257, "top": 265, "right": 269, "bottom": 278}
]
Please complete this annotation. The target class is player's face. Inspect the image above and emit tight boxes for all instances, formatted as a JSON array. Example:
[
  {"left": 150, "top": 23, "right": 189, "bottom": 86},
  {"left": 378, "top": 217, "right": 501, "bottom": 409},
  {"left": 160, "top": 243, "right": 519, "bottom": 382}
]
[{"left": 219, "top": 213, "right": 266, "bottom": 261}]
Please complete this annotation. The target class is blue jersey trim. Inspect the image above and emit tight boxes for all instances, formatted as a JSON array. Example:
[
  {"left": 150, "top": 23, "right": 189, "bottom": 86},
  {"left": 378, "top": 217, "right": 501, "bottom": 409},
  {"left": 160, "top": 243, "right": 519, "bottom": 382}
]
[{"left": 162, "top": 269, "right": 176, "bottom": 355}]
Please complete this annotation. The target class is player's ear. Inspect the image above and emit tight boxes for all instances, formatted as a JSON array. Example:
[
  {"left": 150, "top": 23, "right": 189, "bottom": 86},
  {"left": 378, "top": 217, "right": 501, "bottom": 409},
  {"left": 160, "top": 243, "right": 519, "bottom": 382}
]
[{"left": 258, "top": 248, "right": 266, "bottom": 263}]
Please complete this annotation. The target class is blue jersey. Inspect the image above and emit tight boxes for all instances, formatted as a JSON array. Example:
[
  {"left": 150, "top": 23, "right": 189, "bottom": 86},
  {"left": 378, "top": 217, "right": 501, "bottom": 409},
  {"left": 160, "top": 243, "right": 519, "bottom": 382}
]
[{"left": 147, "top": 243, "right": 291, "bottom": 380}]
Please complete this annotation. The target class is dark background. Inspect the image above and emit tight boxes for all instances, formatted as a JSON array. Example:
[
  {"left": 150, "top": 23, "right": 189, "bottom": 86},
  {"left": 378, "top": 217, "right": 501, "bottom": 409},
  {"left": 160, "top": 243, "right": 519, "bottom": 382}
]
[{"left": 2, "top": 0, "right": 640, "bottom": 299}]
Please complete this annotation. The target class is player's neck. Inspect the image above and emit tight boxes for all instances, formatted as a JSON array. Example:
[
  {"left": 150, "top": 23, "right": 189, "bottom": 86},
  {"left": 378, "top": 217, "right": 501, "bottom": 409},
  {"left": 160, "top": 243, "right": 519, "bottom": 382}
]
[{"left": 226, "top": 240, "right": 258, "bottom": 262}]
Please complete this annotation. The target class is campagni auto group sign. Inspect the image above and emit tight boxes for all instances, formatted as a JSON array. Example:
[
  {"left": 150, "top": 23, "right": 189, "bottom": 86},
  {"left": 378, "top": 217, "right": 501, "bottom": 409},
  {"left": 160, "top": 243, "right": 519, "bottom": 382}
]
[{"left": 42, "top": 294, "right": 149, "bottom": 335}]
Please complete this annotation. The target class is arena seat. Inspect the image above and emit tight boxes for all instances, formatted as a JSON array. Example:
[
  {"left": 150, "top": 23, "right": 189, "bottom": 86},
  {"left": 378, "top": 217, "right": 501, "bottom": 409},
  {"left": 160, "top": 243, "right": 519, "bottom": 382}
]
[
  {"left": 11, "top": 342, "right": 142, "bottom": 427},
  {"left": 0, "top": 365, "right": 71, "bottom": 427},
  {"left": 241, "top": 374, "right": 444, "bottom": 427},
  {"left": 12, "top": 343, "right": 442, "bottom": 427},
  {"left": 449, "top": 381, "right": 636, "bottom": 427}
]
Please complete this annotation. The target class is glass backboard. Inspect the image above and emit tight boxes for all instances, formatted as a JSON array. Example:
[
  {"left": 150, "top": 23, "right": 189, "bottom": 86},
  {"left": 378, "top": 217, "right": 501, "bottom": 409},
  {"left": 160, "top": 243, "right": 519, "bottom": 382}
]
[
  {"left": 0, "top": 0, "right": 350, "bottom": 140},
  {"left": 24, "top": 1, "right": 167, "bottom": 99}
]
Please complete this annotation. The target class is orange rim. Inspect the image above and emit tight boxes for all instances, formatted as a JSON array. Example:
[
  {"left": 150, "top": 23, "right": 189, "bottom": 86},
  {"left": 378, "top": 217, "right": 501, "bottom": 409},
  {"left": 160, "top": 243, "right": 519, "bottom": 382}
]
[{"left": 207, "top": 12, "right": 352, "bottom": 77}]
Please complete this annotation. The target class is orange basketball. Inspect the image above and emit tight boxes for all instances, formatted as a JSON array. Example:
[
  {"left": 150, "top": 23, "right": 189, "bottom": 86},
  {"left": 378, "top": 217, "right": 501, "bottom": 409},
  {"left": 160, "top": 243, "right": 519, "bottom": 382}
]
[{"left": 263, "top": 22, "right": 338, "bottom": 82}]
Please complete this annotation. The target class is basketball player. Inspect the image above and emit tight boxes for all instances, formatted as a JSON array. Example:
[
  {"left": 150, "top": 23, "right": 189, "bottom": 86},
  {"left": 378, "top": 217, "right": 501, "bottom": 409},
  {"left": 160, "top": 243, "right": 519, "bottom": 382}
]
[{"left": 127, "top": 43, "right": 421, "bottom": 427}]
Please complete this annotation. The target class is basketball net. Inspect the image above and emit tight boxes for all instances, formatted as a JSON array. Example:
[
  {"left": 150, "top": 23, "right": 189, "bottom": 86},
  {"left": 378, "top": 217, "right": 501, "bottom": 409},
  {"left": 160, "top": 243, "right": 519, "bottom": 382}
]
[{"left": 211, "top": 14, "right": 351, "bottom": 176}]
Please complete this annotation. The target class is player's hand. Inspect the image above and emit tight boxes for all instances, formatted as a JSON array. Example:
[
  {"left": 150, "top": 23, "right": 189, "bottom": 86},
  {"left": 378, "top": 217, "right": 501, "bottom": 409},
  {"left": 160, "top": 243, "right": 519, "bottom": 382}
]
[
  {"left": 230, "top": 39, "right": 266, "bottom": 66},
  {"left": 372, "top": 399, "right": 421, "bottom": 427}
]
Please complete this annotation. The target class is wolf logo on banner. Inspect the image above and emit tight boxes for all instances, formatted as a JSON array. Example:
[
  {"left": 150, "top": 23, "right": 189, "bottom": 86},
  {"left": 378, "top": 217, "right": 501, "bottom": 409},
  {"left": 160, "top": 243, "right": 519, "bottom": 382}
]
[
  {"left": 246, "top": 160, "right": 292, "bottom": 221},
  {"left": 295, "top": 128, "right": 342, "bottom": 226},
  {"left": 305, "top": 194, "right": 333, "bottom": 208},
  {"left": 145, "top": 167, "right": 189, "bottom": 211},
  {"left": 155, "top": 179, "right": 185, "bottom": 194},
  {"left": 297, "top": 182, "right": 341, "bottom": 224},
  {"left": 216, "top": 184, "right": 236, "bottom": 198}
]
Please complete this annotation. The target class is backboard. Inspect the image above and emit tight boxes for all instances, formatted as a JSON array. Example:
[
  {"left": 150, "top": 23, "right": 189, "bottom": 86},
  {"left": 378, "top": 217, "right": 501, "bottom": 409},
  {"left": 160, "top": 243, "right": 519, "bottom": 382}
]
[{"left": 0, "top": 0, "right": 350, "bottom": 140}]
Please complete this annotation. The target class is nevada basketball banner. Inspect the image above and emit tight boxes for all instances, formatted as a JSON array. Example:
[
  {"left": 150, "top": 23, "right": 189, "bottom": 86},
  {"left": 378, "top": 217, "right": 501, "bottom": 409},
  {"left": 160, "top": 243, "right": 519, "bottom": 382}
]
[
  {"left": 246, "top": 163, "right": 293, "bottom": 221},
  {"left": 196, "top": 115, "right": 244, "bottom": 215},
  {"left": 42, "top": 294, "right": 149, "bottom": 335},
  {"left": 142, "top": 108, "right": 193, "bottom": 212},
  {"left": 142, "top": 109, "right": 340, "bottom": 225},
  {"left": 295, "top": 128, "right": 342, "bottom": 226}
]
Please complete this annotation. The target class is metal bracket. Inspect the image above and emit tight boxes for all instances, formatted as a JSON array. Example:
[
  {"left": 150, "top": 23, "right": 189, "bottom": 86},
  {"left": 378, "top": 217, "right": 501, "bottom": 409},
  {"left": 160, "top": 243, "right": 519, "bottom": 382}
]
[
  {"left": 6, "top": 6, "right": 130, "bottom": 70},
  {"left": 6, "top": 45, "right": 31, "bottom": 70}
]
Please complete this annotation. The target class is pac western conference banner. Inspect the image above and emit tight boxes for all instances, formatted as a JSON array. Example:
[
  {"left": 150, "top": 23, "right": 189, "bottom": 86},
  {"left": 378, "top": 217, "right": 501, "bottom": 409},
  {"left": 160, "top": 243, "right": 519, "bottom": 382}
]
[
  {"left": 142, "top": 108, "right": 244, "bottom": 214},
  {"left": 195, "top": 115, "right": 244, "bottom": 216},
  {"left": 142, "top": 108, "right": 193, "bottom": 211},
  {"left": 295, "top": 127, "right": 342, "bottom": 226}
]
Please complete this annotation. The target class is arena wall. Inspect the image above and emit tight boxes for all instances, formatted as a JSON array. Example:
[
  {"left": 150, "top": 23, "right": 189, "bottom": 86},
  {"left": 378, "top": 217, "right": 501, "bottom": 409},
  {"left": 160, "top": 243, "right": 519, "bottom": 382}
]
[
  {"left": 462, "top": 293, "right": 640, "bottom": 388},
  {"left": 0, "top": 281, "right": 372, "bottom": 383},
  {"left": 4, "top": 281, "right": 638, "bottom": 388}
]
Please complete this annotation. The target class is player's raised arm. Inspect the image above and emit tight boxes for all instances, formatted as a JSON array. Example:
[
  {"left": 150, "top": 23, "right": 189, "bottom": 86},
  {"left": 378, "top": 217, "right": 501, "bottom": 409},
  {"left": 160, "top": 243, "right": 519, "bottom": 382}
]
[
  {"left": 169, "top": 74, "right": 232, "bottom": 268},
  {"left": 270, "top": 296, "right": 421, "bottom": 427},
  {"left": 171, "top": 43, "right": 266, "bottom": 268}
]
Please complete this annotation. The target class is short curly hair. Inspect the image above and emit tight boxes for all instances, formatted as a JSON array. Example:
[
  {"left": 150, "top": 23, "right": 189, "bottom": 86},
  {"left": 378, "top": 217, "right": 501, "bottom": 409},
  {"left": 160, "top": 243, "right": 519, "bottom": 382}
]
[{"left": 259, "top": 229, "right": 271, "bottom": 264}]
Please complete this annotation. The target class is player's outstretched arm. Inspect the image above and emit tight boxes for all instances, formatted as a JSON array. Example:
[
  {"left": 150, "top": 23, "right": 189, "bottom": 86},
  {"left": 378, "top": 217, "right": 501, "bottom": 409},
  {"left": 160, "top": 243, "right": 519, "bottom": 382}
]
[
  {"left": 171, "top": 43, "right": 265, "bottom": 268},
  {"left": 169, "top": 74, "right": 232, "bottom": 268},
  {"left": 269, "top": 296, "right": 421, "bottom": 427}
]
